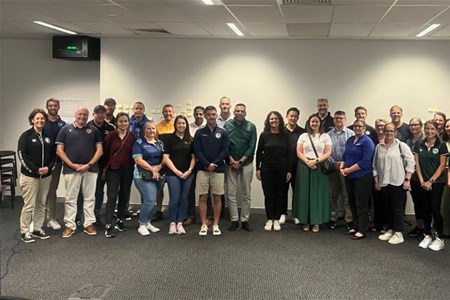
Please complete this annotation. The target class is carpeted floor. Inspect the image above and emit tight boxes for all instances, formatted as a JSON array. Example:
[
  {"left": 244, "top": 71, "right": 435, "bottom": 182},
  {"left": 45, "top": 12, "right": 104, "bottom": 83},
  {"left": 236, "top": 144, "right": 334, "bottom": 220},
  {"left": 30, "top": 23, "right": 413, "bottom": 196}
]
[{"left": 1, "top": 197, "right": 449, "bottom": 300}]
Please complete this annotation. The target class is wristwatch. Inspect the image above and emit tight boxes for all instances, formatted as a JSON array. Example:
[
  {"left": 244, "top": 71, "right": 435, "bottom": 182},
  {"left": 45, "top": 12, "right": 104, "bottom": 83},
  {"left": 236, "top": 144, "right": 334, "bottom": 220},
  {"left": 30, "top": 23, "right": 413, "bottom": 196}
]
[
  {"left": 238, "top": 160, "right": 243, "bottom": 165},
  {"left": 429, "top": 178, "right": 435, "bottom": 184},
  {"left": 404, "top": 178, "right": 409, "bottom": 182}
]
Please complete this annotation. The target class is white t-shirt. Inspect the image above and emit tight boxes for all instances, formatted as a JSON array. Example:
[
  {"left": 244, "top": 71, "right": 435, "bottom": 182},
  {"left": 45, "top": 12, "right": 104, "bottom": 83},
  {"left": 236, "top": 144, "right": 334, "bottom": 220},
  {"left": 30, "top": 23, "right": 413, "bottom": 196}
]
[{"left": 297, "top": 133, "right": 332, "bottom": 158}]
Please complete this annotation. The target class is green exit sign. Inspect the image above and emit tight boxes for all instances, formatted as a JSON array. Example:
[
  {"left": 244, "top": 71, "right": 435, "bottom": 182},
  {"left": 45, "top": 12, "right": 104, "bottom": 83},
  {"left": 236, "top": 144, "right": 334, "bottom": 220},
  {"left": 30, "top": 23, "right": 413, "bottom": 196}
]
[{"left": 66, "top": 46, "right": 78, "bottom": 51}]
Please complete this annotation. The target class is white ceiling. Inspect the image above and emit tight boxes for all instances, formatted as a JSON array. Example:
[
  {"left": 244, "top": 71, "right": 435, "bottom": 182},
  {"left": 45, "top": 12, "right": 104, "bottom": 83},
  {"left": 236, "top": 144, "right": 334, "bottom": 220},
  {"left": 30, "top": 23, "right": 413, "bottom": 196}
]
[{"left": 1, "top": 0, "right": 449, "bottom": 39}]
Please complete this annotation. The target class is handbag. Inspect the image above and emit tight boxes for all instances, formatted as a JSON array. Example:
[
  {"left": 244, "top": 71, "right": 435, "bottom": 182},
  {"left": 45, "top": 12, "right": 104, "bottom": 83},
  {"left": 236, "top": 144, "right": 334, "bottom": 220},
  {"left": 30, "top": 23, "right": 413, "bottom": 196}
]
[
  {"left": 307, "top": 134, "right": 336, "bottom": 175},
  {"left": 137, "top": 165, "right": 155, "bottom": 181}
]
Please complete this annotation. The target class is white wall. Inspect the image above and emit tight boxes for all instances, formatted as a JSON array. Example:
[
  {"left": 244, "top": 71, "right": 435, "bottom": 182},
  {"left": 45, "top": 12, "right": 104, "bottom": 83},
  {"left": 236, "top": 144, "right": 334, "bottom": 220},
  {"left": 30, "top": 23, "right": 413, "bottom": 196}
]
[{"left": 101, "top": 38, "right": 450, "bottom": 210}]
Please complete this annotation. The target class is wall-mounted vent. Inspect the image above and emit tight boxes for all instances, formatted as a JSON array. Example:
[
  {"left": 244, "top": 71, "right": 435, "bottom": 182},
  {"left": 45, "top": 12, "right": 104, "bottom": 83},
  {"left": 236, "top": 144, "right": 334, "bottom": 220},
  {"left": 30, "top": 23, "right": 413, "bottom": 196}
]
[{"left": 282, "top": 0, "right": 333, "bottom": 5}]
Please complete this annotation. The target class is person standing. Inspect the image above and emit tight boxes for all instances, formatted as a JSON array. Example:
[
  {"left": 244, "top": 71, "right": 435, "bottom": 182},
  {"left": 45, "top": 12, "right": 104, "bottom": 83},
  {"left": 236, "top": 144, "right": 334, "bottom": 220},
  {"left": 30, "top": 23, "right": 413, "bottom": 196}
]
[
  {"left": 224, "top": 103, "right": 257, "bottom": 232},
  {"left": 293, "top": 114, "right": 332, "bottom": 233},
  {"left": 256, "top": 111, "right": 291, "bottom": 231},
  {"left": 56, "top": 107, "right": 103, "bottom": 238},
  {"left": 194, "top": 105, "right": 229, "bottom": 236},
  {"left": 433, "top": 112, "right": 446, "bottom": 141},
  {"left": 373, "top": 123, "right": 415, "bottom": 245},
  {"left": 43, "top": 98, "right": 66, "bottom": 230},
  {"left": 103, "top": 112, "right": 136, "bottom": 238},
  {"left": 341, "top": 119, "right": 375, "bottom": 240},
  {"left": 348, "top": 106, "right": 377, "bottom": 146},
  {"left": 130, "top": 101, "right": 150, "bottom": 139},
  {"left": 327, "top": 111, "right": 354, "bottom": 229},
  {"left": 280, "top": 107, "right": 305, "bottom": 225},
  {"left": 104, "top": 98, "right": 117, "bottom": 126},
  {"left": 314, "top": 98, "right": 334, "bottom": 132},
  {"left": 217, "top": 96, "right": 233, "bottom": 128},
  {"left": 18, "top": 109, "right": 56, "bottom": 243},
  {"left": 389, "top": 105, "right": 411, "bottom": 142}
]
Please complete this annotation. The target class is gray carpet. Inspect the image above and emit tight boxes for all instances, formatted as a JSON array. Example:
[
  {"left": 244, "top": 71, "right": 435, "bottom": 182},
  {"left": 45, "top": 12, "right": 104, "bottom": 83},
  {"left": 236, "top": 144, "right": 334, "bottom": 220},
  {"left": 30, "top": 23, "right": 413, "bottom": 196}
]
[{"left": 1, "top": 197, "right": 449, "bottom": 300}]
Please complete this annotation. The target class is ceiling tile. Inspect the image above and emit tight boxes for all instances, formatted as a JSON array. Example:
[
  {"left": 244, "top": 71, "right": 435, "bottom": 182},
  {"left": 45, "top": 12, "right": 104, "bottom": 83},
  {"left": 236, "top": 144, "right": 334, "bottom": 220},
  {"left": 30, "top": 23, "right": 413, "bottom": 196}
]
[
  {"left": 128, "top": 3, "right": 190, "bottom": 22},
  {"left": 70, "top": 21, "right": 136, "bottom": 35},
  {"left": 157, "top": 22, "right": 211, "bottom": 35},
  {"left": 171, "top": 4, "right": 236, "bottom": 22},
  {"left": 330, "top": 23, "right": 375, "bottom": 37},
  {"left": 371, "top": 23, "right": 423, "bottom": 36},
  {"left": 281, "top": 5, "right": 333, "bottom": 23},
  {"left": 431, "top": 24, "right": 450, "bottom": 36},
  {"left": 432, "top": 7, "right": 450, "bottom": 23},
  {"left": 244, "top": 23, "right": 288, "bottom": 36},
  {"left": 199, "top": 23, "right": 233, "bottom": 36},
  {"left": 381, "top": 6, "right": 447, "bottom": 23},
  {"left": 228, "top": 6, "right": 283, "bottom": 23},
  {"left": 223, "top": 0, "right": 278, "bottom": 4},
  {"left": 287, "top": 23, "right": 330, "bottom": 36},
  {"left": 333, "top": 5, "right": 389, "bottom": 23}
]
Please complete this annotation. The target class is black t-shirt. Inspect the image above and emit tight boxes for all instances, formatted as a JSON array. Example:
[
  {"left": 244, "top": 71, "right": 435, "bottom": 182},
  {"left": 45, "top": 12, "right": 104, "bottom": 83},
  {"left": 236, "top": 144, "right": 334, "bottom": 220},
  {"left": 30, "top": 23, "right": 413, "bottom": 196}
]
[
  {"left": 285, "top": 125, "right": 306, "bottom": 169},
  {"left": 396, "top": 123, "right": 412, "bottom": 142},
  {"left": 164, "top": 133, "right": 194, "bottom": 176}
]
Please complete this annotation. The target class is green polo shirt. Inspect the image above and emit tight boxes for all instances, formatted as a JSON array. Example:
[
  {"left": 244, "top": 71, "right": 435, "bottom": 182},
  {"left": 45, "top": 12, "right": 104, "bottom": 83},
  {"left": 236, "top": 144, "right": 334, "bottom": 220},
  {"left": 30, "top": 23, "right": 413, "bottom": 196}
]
[
  {"left": 413, "top": 139, "right": 448, "bottom": 183},
  {"left": 224, "top": 118, "right": 257, "bottom": 166}
]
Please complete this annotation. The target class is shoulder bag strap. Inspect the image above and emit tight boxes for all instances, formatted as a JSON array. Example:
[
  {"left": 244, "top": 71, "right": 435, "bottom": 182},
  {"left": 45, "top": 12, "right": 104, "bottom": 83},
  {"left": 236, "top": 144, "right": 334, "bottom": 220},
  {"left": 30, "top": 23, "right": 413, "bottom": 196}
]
[{"left": 308, "top": 134, "right": 319, "bottom": 159}]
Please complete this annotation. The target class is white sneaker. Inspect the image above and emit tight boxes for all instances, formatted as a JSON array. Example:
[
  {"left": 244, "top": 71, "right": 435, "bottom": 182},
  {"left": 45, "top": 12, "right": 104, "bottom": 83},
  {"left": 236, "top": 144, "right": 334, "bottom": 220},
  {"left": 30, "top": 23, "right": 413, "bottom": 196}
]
[
  {"left": 379, "top": 229, "right": 394, "bottom": 241},
  {"left": 169, "top": 222, "right": 177, "bottom": 235},
  {"left": 419, "top": 235, "right": 433, "bottom": 249},
  {"left": 47, "top": 219, "right": 61, "bottom": 230},
  {"left": 264, "top": 220, "right": 273, "bottom": 231},
  {"left": 273, "top": 220, "right": 281, "bottom": 231},
  {"left": 388, "top": 232, "right": 404, "bottom": 245},
  {"left": 294, "top": 218, "right": 300, "bottom": 225},
  {"left": 146, "top": 222, "right": 160, "bottom": 233},
  {"left": 199, "top": 224, "right": 208, "bottom": 236},
  {"left": 177, "top": 222, "right": 186, "bottom": 235},
  {"left": 428, "top": 237, "right": 445, "bottom": 251},
  {"left": 279, "top": 214, "right": 286, "bottom": 225},
  {"left": 138, "top": 225, "right": 150, "bottom": 236},
  {"left": 212, "top": 225, "right": 221, "bottom": 236}
]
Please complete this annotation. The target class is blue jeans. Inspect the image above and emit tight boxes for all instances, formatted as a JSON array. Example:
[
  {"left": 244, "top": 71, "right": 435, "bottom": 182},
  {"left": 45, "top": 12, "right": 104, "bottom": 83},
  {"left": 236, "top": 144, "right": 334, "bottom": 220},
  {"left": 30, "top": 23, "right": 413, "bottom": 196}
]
[
  {"left": 134, "top": 178, "right": 163, "bottom": 225},
  {"left": 166, "top": 174, "right": 194, "bottom": 223}
]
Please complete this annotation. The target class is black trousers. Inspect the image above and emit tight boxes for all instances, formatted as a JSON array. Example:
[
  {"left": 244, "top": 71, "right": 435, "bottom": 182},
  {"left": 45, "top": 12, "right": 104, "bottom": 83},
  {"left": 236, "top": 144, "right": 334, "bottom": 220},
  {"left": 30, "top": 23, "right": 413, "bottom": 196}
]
[
  {"left": 346, "top": 173, "right": 372, "bottom": 234},
  {"left": 104, "top": 167, "right": 133, "bottom": 225},
  {"left": 410, "top": 176, "right": 424, "bottom": 220},
  {"left": 261, "top": 167, "right": 288, "bottom": 220},
  {"left": 416, "top": 183, "right": 445, "bottom": 236},
  {"left": 380, "top": 184, "right": 405, "bottom": 232},
  {"left": 282, "top": 166, "right": 297, "bottom": 216},
  {"left": 372, "top": 188, "right": 386, "bottom": 230}
]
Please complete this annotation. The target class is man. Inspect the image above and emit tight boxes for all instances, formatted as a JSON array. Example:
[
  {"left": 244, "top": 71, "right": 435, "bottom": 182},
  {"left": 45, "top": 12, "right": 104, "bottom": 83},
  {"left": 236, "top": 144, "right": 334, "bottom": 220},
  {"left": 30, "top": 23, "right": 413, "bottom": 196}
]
[
  {"left": 313, "top": 98, "right": 334, "bottom": 133},
  {"left": 280, "top": 107, "right": 306, "bottom": 225},
  {"left": 154, "top": 104, "right": 175, "bottom": 220},
  {"left": 86, "top": 105, "right": 115, "bottom": 227},
  {"left": 184, "top": 106, "right": 206, "bottom": 226},
  {"left": 104, "top": 98, "right": 116, "bottom": 126},
  {"left": 217, "top": 96, "right": 233, "bottom": 128},
  {"left": 348, "top": 106, "right": 377, "bottom": 146},
  {"left": 328, "top": 111, "right": 354, "bottom": 229},
  {"left": 56, "top": 107, "right": 103, "bottom": 238},
  {"left": 44, "top": 98, "right": 66, "bottom": 230},
  {"left": 224, "top": 103, "right": 257, "bottom": 231},
  {"left": 130, "top": 101, "right": 150, "bottom": 138},
  {"left": 390, "top": 105, "right": 411, "bottom": 142},
  {"left": 194, "top": 105, "right": 229, "bottom": 236}
]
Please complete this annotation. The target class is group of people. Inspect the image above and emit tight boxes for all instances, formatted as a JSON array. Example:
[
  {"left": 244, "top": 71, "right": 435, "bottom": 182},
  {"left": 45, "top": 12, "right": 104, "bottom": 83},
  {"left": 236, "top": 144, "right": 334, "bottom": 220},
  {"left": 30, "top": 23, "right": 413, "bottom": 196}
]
[{"left": 17, "top": 97, "right": 450, "bottom": 252}]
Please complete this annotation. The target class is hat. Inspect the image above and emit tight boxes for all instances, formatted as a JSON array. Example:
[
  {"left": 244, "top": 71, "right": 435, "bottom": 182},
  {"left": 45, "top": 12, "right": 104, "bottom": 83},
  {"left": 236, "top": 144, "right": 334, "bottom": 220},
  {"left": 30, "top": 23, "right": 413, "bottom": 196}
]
[
  {"left": 104, "top": 98, "right": 116, "bottom": 106},
  {"left": 93, "top": 105, "right": 106, "bottom": 113}
]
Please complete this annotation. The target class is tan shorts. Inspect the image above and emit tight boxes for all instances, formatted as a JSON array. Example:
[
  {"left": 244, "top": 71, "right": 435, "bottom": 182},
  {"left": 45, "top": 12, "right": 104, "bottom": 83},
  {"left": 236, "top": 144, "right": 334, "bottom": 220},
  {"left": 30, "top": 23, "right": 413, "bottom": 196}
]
[{"left": 195, "top": 171, "right": 225, "bottom": 195}]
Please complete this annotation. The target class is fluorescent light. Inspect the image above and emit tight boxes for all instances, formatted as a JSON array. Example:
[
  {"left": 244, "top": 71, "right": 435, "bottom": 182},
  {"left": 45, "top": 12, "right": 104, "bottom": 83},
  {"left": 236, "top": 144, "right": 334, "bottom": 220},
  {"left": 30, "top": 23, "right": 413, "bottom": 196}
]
[
  {"left": 202, "top": 0, "right": 214, "bottom": 5},
  {"left": 416, "top": 24, "right": 440, "bottom": 37},
  {"left": 227, "top": 23, "right": 244, "bottom": 36},
  {"left": 33, "top": 21, "right": 77, "bottom": 35}
]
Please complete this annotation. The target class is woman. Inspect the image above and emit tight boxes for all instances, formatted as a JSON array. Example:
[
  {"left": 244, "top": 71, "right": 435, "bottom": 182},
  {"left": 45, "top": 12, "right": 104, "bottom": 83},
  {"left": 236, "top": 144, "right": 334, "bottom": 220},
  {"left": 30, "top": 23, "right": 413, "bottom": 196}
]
[
  {"left": 434, "top": 112, "right": 446, "bottom": 141},
  {"left": 442, "top": 119, "right": 450, "bottom": 237},
  {"left": 373, "top": 123, "right": 415, "bottom": 244},
  {"left": 341, "top": 119, "right": 375, "bottom": 240},
  {"left": 103, "top": 112, "right": 136, "bottom": 238},
  {"left": 163, "top": 115, "right": 195, "bottom": 235},
  {"left": 414, "top": 120, "right": 447, "bottom": 251},
  {"left": 293, "top": 114, "right": 332, "bottom": 233},
  {"left": 256, "top": 111, "right": 291, "bottom": 231},
  {"left": 406, "top": 117, "right": 425, "bottom": 238},
  {"left": 18, "top": 108, "right": 56, "bottom": 243},
  {"left": 132, "top": 120, "right": 164, "bottom": 236},
  {"left": 372, "top": 118, "right": 388, "bottom": 231},
  {"left": 374, "top": 118, "right": 388, "bottom": 145}
]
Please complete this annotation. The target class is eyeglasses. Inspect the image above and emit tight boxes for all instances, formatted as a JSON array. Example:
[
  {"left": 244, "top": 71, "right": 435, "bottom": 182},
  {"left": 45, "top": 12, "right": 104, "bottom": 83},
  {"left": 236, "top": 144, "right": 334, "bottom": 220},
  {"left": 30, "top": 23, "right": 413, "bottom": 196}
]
[
  {"left": 384, "top": 130, "right": 395, "bottom": 133},
  {"left": 354, "top": 125, "right": 365, "bottom": 128},
  {"left": 409, "top": 124, "right": 421, "bottom": 127}
]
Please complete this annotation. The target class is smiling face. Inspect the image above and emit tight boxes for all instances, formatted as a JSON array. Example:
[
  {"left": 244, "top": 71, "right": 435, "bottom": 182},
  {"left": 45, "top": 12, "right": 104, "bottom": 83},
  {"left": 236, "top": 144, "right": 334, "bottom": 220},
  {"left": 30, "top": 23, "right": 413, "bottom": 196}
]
[
  {"left": 286, "top": 110, "right": 299, "bottom": 127},
  {"left": 375, "top": 121, "right": 386, "bottom": 135},
  {"left": 434, "top": 114, "right": 445, "bottom": 131},
  {"left": 353, "top": 120, "right": 366, "bottom": 137},
  {"left": 333, "top": 114, "right": 346, "bottom": 129},
  {"left": 162, "top": 105, "right": 174, "bottom": 122},
  {"left": 75, "top": 107, "right": 89, "bottom": 127},
  {"left": 47, "top": 100, "right": 60, "bottom": 117},
  {"left": 424, "top": 122, "right": 437, "bottom": 139},
  {"left": 408, "top": 119, "right": 422, "bottom": 135},
  {"left": 219, "top": 98, "right": 231, "bottom": 114},
  {"left": 269, "top": 113, "right": 280, "bottom": 130},
  {"left": 309, "top": 116, "right": 321, "bottom": 132},
  {"left": 234, "top": 105, "right": 246, "bottom": 123},
  {"left": 390, "top": 106, "right": 403, "bottom": 123},
  {"left": 117, "top": 115, "right": 129, "bottom": 131},
  {"left": 133, "top": 103, "right": 145, "bottom": 119},
  {"left": 317, "top": 100, "right": 328, "bottom": 117},
  {"left": 355, "top": 109, "right": 367, "bottom": 121},
  {"left": 445, "top": 120, "right": 450, "bottom": 136},
  {"left": 144, "top": 122, "right": 157, "bottom": 139},
  {"left": 194, "top": 108, "right": 204, "bottom": 125},
  {"left": 205, "top": 108, "right": 217, "bottom": 127},
  {"left": 32, "top": 112, "right": 47, "bottom": 131},
  {"left": 175, "top": 117, "right": 187, "bottom": 134},
  {"left": 383, "top": 123, "right": 396, "bottom": 142}
]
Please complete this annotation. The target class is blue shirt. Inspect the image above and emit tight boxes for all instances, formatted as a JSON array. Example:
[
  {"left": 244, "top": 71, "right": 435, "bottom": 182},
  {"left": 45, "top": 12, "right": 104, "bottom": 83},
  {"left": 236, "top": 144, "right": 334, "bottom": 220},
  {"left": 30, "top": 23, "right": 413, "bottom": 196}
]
[
  {"left": 130, "top": 115, "right": 150, "bottom": 139},
  {"left": 342, "top": 134, "right": 375, "bottom": 179},
  {"left": 328, "top": 127, "right": 354, "bottom": 163},
  {"left": 44, "top": 117, "right": 66, "bottom": 141},
  {"left": 132, "top": 138, "right": 164, "bottom": 178},
  {"left": 194, "top": 125, "right": 229, "bottom": 173}
]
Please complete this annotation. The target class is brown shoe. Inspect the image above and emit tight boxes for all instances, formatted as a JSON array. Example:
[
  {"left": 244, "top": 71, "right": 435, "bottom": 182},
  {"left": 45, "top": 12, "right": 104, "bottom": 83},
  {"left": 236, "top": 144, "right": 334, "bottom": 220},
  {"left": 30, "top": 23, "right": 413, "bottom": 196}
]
[
  {"left": 302, "top": 224, "right": 310, "bottom": 232},
  {"left": 84, "top": 225, "right": 97, "bottom": 236},
  {"left": 62, "top": 227, "right": 74, "bottom": 238},
  {"left": 183, "top": 218, "right": 194, "bottom": 226},
  {"left": 312, "top": 225, "right": 320, "bottom": 233}
]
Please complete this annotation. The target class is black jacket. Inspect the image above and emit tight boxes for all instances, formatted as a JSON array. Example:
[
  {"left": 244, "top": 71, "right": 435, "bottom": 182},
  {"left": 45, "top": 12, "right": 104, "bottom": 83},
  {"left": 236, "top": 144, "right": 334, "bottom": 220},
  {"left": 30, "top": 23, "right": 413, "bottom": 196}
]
[{"left": 18, "top": 128, "right": 56, "bottom": 178}]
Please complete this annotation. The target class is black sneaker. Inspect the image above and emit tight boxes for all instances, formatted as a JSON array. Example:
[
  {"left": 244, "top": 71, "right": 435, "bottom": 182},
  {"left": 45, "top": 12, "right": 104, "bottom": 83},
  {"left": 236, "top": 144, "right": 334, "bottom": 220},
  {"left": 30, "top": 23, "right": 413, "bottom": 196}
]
[
  {"left": 407, "top": 226, "right": 423, "bottom": 238},
  {"left": 241, "top": 221, "right": 253, "bottom": 232},
  {"left": 104, "top": 224, "right": 116, "bottom": 238},
  {"left": 32, "top": 229, "right": 50, "bottom": 240},
  {"left": 328, "top": 220, "right": 337, "bottom": 229},
  {"left": 21, "top": 232, "right": 35, "bottom": 243},
  {"left": 228, "top": 221, "right": 239, "bottom": 231},
  {"left": 115, "top": 220, "right": 127, "bottom": 232},
  {"left": 125, "top": 213, "right": 132, "bottom": 221}
]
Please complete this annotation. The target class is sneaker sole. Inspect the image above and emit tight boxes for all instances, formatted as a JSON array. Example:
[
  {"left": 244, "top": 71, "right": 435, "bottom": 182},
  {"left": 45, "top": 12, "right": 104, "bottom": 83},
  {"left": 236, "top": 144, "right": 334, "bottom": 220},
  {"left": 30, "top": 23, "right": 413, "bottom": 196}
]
[
  {"left": 213, "top": 231, "right": 221, "bottom": 236},
  {"left": 21, "top": 238, "right": 35, "bottom": 243},
  {"left": 62, "top": 232, "right": 74, "bottom": 238},
  {"left": 84, "top": 231, "right": 98, "bottom": 236},
  {"left": 199, "top": 231, "right": 207, "bottom": 236},
  {"left": 32, "top": 234, "right": 50, "bottom": 240}
]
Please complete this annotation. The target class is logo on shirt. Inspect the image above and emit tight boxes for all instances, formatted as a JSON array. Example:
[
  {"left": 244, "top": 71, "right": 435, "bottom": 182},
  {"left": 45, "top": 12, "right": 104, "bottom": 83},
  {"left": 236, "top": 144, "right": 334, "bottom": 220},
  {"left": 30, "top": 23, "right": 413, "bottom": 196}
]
[
  {"left": 215, "top": 132, "right": 221, "bottom": 139},
  {"left": 44, "top": 137, "right": 51, "bottom": 144},
  {"left": 365, "top": 131, "right": 371, "bottom": 135},
  {"left": 432, "top": 148, "right": 438, "bottom": 154},
  {"left": 58, "top": 122, "right": 64, "bottom": 127},
  {"left": 31, "top": 139, "right": 37, "bottom": 143},
  {"left": 86, "top": 128, "right": 92, "bottom": 134}
]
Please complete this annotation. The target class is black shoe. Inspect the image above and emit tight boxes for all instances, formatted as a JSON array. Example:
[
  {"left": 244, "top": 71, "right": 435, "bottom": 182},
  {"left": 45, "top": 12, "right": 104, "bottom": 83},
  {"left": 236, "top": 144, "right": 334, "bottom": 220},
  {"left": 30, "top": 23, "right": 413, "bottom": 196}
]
[
  {"left": 241, "top": 221, "right": 253, "bottom": 232},
  {"left": 152, "top": 210, "right": 163, "bottom": 221},
  {"left": 21, "top": 232, "right": 35, "bottom": 243},
  {"left": 115, "top": 220, "right": 127, "bottom": 232},
  {"left": 32, "top": 229, "right": 50, "bottom": 240},
  {"left": 105, "top": 224, "right": 116, "bottom": 238},
  {"left": 328, "top": 220, "right": 337, "bottom": 229},
  {"left": 407, "top": 226, "right": 423, "bottom": 238},
  {"left": 228, "top": 221, "right": 239, "bottom": 231},
  {"left": 344, "top": 229, "right": 357, "bottom": 235},
  {"left": 351, "top": 233, "right": 367, "bottom": 240},
  {"left": 346, "top": 222, "right": 353, "bottom": 230}
]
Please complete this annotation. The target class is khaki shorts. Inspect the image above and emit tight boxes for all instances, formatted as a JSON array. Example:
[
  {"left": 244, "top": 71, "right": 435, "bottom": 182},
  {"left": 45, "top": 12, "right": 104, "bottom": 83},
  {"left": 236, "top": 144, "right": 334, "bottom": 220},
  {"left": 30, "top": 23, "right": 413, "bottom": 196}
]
[{"left": 195, "top": 171, "right": 225, "bottom": 195}]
